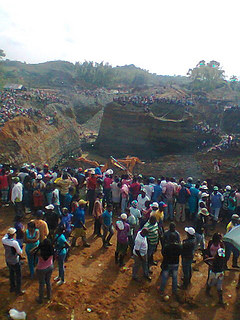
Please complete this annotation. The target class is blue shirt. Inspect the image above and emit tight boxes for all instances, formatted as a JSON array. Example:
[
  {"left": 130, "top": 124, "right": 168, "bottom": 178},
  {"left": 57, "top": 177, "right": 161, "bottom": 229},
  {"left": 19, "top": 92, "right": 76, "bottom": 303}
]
[
  {"left": 64, "top": 193, "right": 73, "bottom": 210},
  {"left": 55, "top": 234, "right": 67, "bottom": 256},
  {"left": 152, "top": 185, "right": 162, "bottom": 202},
  {"left": 210, "top": 192, "right": 223, "bottom": 208},
  {"left": 102, "top": 210, "right": 112, "bottom": 226},
  {"left": 73, "top": 207, "right": 85, "bottom": 228},
  {"left": 61, "top": 214, "right": 73, "bottom": 233}
]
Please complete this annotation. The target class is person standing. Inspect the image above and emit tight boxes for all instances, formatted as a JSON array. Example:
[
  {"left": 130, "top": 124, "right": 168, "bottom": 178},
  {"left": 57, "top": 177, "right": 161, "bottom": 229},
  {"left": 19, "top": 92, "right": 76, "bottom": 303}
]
[
  {"left": 115, "top": 214, "right": 130, "bottom": 267},
  {"left": 11, "top": 177, "right": 24, "bottom": 218},
  {"left": 205, "top": 248, "right": 226, "bottom": 305},
  {"left": 144, "top": 215, "right": 159, "bottom": 267},
  {"left": 24, "top": 222, "right": 40, "bottom": 278},
  {"left": 32, "top": 210, "right": 49, "bottom": 242},
  {"left": 210, "top": 186, "right": 223, "bottom": 228},
  {"left": 159, "top": 233, "right": 182, "bottom": 298},
  {"left": 2, "top": 227, "right": 25, "bottom": 295},
  {"left": 162, "top": 178, "right": 175, "bottom": 221},
  {"left": 176, "top": 181, "right": 190, "bottom": 222},
  {"left": 92, "top": 193, "right": 103, "bottom": 237},
  {"left": 181, "top": 227, "right": 196, "bottom": 289},
  {"left": 86, "top": 171, "right": 97, "bottom": 215},
  {"left": 102, "top": 204, "right": 114, "bottom": 248},
  {"left": 34, "top": 239, "right": 54, "bottom": 303},
  {"left": 132, "top": 228, "right": 151, "bottom": 281},
  {"left": 54, "top": 226, "right": 70, "bottom": 286}
]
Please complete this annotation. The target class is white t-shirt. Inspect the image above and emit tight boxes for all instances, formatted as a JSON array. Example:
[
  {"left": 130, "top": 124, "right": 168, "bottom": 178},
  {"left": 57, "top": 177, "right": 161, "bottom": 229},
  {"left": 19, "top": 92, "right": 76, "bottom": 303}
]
[
  {"left": 137, "top": 194, "right": 150, "bottom": 211},
  {"left": 133, "top": 231, "right": 148, "bottom": 256},
  {"left": 144, "top": 185, "right": 154, "bottom": 199},
  {"left": 130, "top": 207, "right": 141, "bottom": 224}
]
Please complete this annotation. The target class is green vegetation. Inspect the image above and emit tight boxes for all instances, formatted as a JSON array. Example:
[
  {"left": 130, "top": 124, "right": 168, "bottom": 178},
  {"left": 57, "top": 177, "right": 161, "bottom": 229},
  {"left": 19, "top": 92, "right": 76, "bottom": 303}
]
[{"left": 187, "top": 60, "right": 226, "bottom": 92}]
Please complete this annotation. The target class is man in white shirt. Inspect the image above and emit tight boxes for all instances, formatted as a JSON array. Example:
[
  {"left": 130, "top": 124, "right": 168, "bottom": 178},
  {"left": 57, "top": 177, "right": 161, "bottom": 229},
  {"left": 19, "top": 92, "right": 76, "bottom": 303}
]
[
  {"left": 132, "top": 228, "right": 151, "bottom": 281},
  {"left": 11, "top": 177, "right": 24, "bottom": 218},
  {"left": 137, "top": 189, "right": 150, "bottom": 212},
  {"left": 2, "top": 228, "right": 25, "bottom": 295}
]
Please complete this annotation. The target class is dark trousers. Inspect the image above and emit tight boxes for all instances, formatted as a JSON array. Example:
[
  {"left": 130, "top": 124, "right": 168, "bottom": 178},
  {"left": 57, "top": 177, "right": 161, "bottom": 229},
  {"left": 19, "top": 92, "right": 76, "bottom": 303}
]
[
  {"left": 14, "top": 202, "right": 24, "bottom": 217},
  {"left": 37, "top": 265, "right": 53, "bottom": 301},
  {"left": 94, "top": 217, "right": 102, "bottom": 235},
  {"left": 7, "top": 262, "right": 22, "bottom": 293},
  {"left": 87, "top": 190, "right": 95, "bottom": 215},
  {"left": 182, "top": 257, "right": 193, "bottom": 287}
]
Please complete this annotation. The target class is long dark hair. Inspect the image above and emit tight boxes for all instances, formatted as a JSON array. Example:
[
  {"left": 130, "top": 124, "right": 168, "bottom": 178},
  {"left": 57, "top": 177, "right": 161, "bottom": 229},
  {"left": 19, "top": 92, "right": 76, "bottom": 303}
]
[{"left": 38, "top": 239, "right": 54, "bottom": 261}]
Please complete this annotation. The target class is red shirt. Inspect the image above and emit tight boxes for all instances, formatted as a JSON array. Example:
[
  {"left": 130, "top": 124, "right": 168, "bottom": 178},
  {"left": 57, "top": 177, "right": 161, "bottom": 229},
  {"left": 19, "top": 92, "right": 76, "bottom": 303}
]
[
  {"left": 87, "top": 176, "right": 97, "bottom": 190},
  {"left": 130, "top": 182, "right": 141, "bottom": 197},
  {"left": 0, "top": 175, "right": 9, "bottom": 189},
  {"left": 103, "top": 177, "right": 113, "bottom": 189}
]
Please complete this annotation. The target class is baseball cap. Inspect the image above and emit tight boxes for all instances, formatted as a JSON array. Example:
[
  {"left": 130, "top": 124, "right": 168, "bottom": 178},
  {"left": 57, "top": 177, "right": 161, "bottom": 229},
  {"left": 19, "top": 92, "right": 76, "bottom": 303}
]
[
  {"left": 79, "top": 199, "right": 88, "bottom": 205},
  {"left": 159, "top": 201, "right": 167, "bottom": 208},
  {"left": 8, "top": 227, "right": 16, "bottom": 235},
  {"left": 200, "top": 185, "right": 208, "bottom": 190},
  {"left": 45, "top": 204, "right": 54, "bottom": 210},
  {"left": 150, "top": 202, "right": 159, "bottom": 208},
  {"left": 201, "top": 192, "right": 209, "bottom": 197},
  {"left": 218, "top": 248, "right": 225, "bottom": 257},
  {"left": 232, "top": 214, "right": 240, "bottom": 220},
  {"left": 185, "top": 227, "right": 195, "bottom": 235},
  {"left": 36, "top": 174, "right": 42, "bottom": 180},
  {"left": 131, "top": 200, "right": 138, "bottom": 207},
  {"left": 213, "top": 186, "right": 219, "bottom": 191},
  {"left": 226, "top": 185, "right": 231, "bottom": 191},
  {"left": 120, "top": 213, "right": 127, "bottom": 220}
]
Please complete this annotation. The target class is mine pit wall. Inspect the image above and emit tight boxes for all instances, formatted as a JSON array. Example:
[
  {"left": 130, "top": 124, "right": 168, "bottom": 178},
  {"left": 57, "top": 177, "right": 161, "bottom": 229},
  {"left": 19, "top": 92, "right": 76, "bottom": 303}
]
[
  {"left": 0, "top": 116, "right": 81, "bottom": 166},
  {"left": 96, "top": 102, "right": 213, "bottom": 159}
]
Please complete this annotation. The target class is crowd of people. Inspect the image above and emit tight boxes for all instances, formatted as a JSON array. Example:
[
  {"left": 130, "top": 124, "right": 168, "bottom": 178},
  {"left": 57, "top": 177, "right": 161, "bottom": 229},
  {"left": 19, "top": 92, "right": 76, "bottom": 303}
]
[
  {"left": 0, "top": 90, "right": 64, "bottom": 126},
  {"left": 113, "top": 95, "right": 195, "bottom": 108},
  {"left": 1, "top": 162, "right": 240, "bottom": 306}
]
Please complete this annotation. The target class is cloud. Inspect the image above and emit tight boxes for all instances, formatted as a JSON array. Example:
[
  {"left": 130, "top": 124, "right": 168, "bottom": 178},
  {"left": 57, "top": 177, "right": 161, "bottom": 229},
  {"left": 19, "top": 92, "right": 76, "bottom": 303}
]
[{"left": 0, "top": 0, "right": 240, "bottom": 76}]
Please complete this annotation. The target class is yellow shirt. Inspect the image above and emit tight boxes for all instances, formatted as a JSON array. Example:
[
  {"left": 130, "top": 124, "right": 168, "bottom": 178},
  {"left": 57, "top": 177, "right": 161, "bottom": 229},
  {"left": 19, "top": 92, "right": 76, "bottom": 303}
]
[{"left": 151, "top": 209, "right": 164, "bottom": 222}]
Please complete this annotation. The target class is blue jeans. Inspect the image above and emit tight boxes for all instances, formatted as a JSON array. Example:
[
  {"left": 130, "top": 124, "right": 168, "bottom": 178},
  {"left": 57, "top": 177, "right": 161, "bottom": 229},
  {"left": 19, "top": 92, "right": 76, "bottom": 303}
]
[
  {"left": 57, "top": 253, "right": 66, "bottom": 281},
  {"left": 165, "top": 199, "right": 173, "bottom": 220},
  {"left": 160, "top": 264, "right": 179, "bottom": 293},
  {"left": 26, "top": 251, "right": 35, "bottom": 277},
  {"left": 182, "top": 258, "right": 193, "bottom": 286}
]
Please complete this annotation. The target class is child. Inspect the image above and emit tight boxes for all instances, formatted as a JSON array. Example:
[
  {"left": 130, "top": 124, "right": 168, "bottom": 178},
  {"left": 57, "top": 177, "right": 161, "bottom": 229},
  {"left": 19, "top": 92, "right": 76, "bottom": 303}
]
[{"left": 205, "top": 248, "right": 225, "bottom": 305}]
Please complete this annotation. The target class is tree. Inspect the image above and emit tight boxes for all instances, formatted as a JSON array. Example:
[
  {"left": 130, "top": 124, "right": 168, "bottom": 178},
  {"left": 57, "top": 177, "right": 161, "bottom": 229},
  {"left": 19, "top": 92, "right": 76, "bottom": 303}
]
[
  {"left": 187, "top": 60, "right": 225, "bottom": 91},
  {"left": 0, "top": 49, "right": 5, "bottom": 60}
]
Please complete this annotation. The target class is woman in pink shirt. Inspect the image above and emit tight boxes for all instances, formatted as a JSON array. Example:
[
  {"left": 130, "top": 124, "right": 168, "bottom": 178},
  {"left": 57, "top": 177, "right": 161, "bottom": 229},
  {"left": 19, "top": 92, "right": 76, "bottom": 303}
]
[{"left": 33, "top": 239, "right": 54, "bottom": 303}]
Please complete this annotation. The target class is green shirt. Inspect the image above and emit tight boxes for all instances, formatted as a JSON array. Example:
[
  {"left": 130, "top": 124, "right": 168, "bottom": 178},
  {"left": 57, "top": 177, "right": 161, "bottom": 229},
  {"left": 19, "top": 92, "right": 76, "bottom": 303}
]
[{"left": 144, "top": 221, "right": 159, "bottom": 245}]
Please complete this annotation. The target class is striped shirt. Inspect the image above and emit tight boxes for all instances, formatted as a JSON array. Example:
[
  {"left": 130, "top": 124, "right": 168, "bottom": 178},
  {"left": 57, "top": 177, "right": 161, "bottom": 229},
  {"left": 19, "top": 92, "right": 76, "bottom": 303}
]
[{"left": 144, "top": 222, "right": 159, "bottom": 245}]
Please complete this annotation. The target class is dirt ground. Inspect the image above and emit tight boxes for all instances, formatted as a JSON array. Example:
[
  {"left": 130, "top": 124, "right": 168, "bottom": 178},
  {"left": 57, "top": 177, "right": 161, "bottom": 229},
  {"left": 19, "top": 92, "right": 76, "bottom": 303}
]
[{"left": 1, "top": 207, "right": 240, "bottom": 320}]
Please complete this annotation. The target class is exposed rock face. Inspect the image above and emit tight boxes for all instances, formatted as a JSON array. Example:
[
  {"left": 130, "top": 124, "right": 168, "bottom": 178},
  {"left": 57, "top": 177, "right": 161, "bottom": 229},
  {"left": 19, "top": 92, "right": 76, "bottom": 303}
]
[
  {"left": 96, "top": 102, "right": 215, "bottom": 158},
  {"left": 0, "top": 116, "right": 81, "bottom": 166}
]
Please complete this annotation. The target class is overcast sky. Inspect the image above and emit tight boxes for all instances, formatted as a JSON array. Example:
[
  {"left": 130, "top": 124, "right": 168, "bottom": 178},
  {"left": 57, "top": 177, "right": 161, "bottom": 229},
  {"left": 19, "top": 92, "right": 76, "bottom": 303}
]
[{"left": 0, "top": 0, "right": 239, "bottom": 77}]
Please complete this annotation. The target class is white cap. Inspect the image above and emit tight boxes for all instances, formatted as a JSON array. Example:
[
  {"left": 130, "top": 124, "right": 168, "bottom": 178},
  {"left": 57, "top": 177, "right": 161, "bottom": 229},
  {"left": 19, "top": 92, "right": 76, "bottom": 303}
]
[
  {"left": 201, "top": 192, "right": 209, "bottom": 197},
  {"left": 226, "top": 185, "right": 231, "bottom": 190},
  {"left": 200, "top": 185, "right": 208, "bottom": 190},
  {"left": 106, "top": 169, "right": 113, "bottom": 175},
  {"left": 36, "top": 174, "right": 42, "bottom": 180},
  {"left": 120, "top": 213, "right": 127, "bottom": 220},
  {"left": 7, "top": 227, "right": 17, "bottom": 235},
  {"left": 184, "top": 227, "right": 195, "bottom": 235},
  {"left": 150, "top": 202, "right": 159, "bottom": 208},
  {"left": 45, "top": 204, "right": 54, "bottom": 210}
]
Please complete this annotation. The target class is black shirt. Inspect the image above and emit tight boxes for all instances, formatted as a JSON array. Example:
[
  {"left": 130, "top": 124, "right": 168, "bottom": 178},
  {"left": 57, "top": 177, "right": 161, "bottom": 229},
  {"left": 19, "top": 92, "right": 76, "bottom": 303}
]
[
  {"left": 162, "top": 243, "right": 182, "bottom": 266},
  {"left": 182, "top": 237, "right": 195, "bottom": 259}
]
